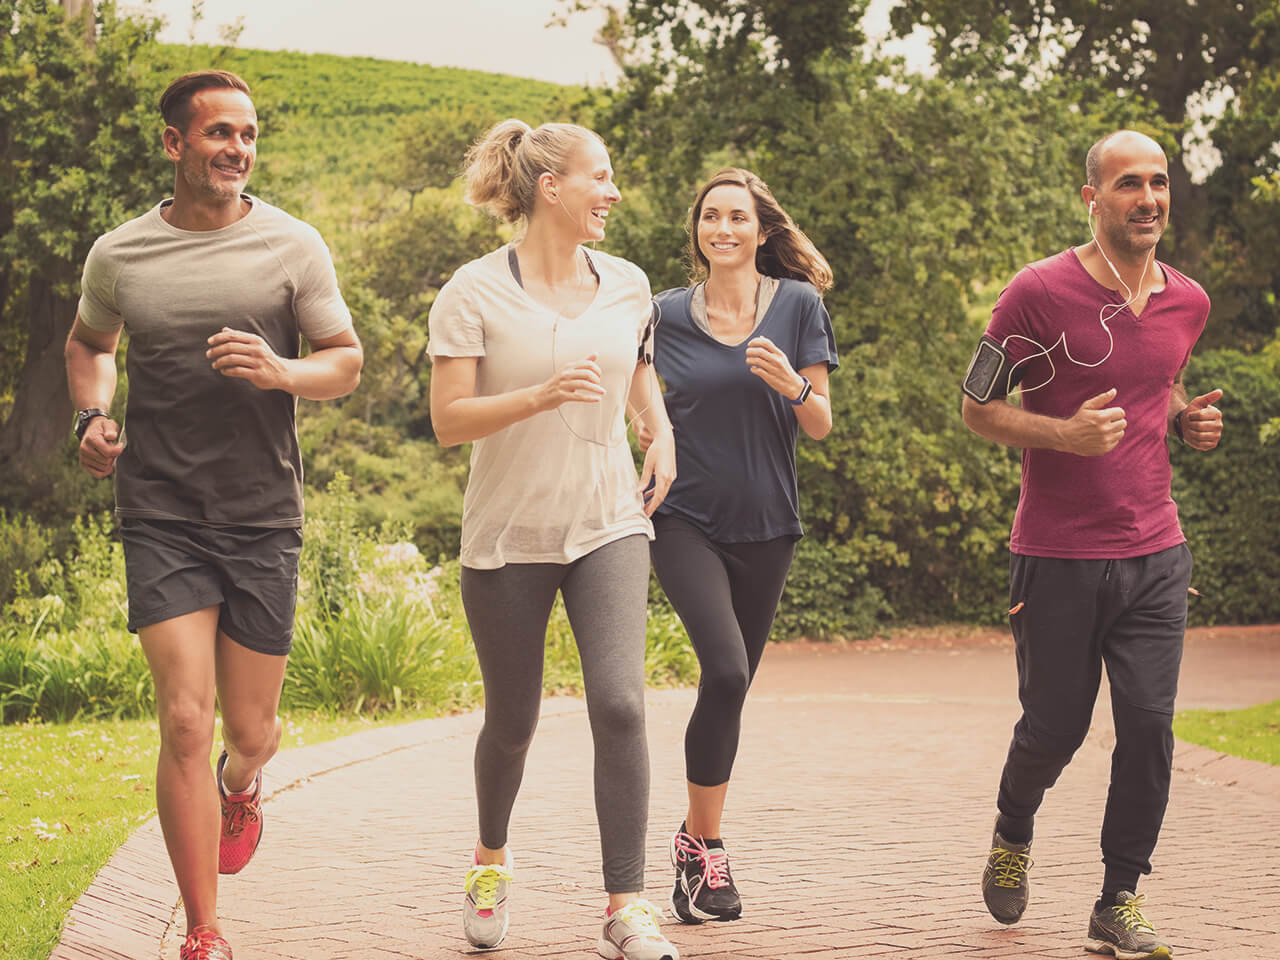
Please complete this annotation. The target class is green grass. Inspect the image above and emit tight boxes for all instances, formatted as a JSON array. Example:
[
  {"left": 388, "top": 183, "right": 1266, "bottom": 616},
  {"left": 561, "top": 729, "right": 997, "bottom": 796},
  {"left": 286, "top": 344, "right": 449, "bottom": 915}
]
[
  {"left": 0, "top": 601, "right": 697, "bottom": 960},
  {"left": 0, "top": 711, "right": 437, "bottom": 960},
  {"left": 1173, "top": 698, "right": 1280, "bottom": 766}
]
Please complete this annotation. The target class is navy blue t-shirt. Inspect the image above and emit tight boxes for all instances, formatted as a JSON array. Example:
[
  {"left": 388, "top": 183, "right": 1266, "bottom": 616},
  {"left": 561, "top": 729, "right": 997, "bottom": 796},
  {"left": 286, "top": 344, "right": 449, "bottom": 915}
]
[{"left": 653, "top": 278, "right": 839, "bottom": 542}]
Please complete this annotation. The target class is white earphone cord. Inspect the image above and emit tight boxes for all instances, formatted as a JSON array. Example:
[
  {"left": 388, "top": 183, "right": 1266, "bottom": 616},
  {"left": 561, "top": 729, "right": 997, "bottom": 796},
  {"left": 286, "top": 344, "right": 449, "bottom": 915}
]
[
  {"left": 548, "top": 248, "right": 652, "bottom": 448},
  {"left": 1001, "top": 209, "right": 1154, "bottom": 396}
]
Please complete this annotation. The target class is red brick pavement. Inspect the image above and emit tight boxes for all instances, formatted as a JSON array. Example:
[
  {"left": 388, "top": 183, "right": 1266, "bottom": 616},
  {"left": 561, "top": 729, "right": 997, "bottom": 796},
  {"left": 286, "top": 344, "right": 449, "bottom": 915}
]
[{"left": 51, "top": 627, "right": 1280, "bottom": 960}]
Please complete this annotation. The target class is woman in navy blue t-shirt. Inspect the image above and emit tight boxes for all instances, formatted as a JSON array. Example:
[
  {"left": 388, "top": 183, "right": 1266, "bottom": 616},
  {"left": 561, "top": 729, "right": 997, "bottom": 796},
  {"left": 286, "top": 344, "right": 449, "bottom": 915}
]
[{"left": 646, "top": 168, "right": 839, "bottom": 924}]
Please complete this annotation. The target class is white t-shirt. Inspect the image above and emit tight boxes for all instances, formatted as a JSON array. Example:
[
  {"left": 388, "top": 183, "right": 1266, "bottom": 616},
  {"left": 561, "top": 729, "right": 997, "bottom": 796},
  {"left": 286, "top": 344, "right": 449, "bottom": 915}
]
[{"left": 427, "top": 245, "right": 654, "bottom": 569}]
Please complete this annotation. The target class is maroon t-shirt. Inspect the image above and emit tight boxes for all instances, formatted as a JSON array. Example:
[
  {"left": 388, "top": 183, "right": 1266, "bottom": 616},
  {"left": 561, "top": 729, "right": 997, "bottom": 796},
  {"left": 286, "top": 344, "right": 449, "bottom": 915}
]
[{"left": 983, "top": 248, "right": 1210, "bottom": 559}]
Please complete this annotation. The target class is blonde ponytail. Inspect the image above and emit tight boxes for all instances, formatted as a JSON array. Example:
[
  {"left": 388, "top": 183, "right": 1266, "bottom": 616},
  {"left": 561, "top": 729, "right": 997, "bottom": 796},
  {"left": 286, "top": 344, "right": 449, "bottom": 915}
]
[{"left": 463, "top": 119, "right": 604, "bottom": 224}]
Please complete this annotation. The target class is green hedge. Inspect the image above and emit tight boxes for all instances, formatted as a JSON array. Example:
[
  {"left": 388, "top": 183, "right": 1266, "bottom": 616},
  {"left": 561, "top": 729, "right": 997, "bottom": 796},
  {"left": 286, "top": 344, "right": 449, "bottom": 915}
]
[
  {"left": 1171, "top": 339, "right": 1280, "bottom": 624},
  {"left": 775, "top": 331, "right": 1280, "bottom": 636}
]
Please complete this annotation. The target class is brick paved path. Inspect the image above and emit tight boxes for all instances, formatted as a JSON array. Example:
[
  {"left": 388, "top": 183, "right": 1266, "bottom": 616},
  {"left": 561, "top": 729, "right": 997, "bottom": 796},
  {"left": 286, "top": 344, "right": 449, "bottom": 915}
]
[{"left": 53, "top": 627, "right": 1280, "bottom": 960}]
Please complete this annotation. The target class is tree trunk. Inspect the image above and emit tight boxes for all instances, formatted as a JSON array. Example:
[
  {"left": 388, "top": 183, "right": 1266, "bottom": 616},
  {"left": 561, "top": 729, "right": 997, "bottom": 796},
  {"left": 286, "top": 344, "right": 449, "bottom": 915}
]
[
  {"left": 61, "top": 0, "right": 95, "bottom": 49},
  {"left": 0, "top": 278, "right": 77, "bottom": 485}
]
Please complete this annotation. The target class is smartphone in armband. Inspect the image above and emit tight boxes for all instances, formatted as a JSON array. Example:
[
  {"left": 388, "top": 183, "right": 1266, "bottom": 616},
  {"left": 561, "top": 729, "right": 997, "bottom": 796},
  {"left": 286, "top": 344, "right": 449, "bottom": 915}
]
[{"left": 962, "top": 335, "right": 1011, "bottom": 404}]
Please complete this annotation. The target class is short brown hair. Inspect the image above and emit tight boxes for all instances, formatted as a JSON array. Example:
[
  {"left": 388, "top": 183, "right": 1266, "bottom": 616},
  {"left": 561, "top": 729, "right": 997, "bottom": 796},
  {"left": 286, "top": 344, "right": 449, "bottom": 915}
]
[{"left": 159, "top": 70, "right": 252, "bottom": 132}]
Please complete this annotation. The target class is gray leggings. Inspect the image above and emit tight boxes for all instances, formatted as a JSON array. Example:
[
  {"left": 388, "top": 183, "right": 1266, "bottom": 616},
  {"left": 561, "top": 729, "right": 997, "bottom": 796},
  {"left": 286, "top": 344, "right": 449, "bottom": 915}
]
[{"left": 460, "top": 534, "right": 651, "bottom": 893}]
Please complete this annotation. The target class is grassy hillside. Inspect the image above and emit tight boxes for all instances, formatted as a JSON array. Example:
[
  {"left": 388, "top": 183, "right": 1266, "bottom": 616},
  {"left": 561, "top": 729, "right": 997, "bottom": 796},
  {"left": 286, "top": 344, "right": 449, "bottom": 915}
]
[{"left": 162, "top": 45, "right": 576, "bottom": 237}]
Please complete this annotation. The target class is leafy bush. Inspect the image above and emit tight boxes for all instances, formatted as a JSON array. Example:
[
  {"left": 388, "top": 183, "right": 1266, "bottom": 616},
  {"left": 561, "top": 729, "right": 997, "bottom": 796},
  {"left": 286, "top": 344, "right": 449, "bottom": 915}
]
[
  {"left": 1172, "top": 335, "right": 1280, "bottom": 624},
  {"left": 0, "top": 517, "right": 144, "bottom": 723},
  {"left": 1, "top": 475, "right": 699, "bottom": 723},
  {"left": 0, "top": 509, "right": 52, "bottom": 609}
]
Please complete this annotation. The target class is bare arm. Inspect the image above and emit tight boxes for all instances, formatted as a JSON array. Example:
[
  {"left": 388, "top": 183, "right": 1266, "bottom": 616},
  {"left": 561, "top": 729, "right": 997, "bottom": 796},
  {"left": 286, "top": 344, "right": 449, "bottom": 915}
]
[
  {"left": 793, "top": 362, "right": 833, "bottom": 440},
  {"left": 744, "top": 338, "right": 833, "bottom": 440},
  {"left": 65, "top": 313, "right": 125, "bottom": 478},
  {"left": 962, "top": 388, "right": 1128, "bottom": 456},
  {"left": 206, "top": 326, "right": 363, "bottom": 401},
  {"left": 429, "top": 353, "right": 606, "bottom": 448},
  {"left": 628, "top": 361, "right": 676, "bottom": 515}
]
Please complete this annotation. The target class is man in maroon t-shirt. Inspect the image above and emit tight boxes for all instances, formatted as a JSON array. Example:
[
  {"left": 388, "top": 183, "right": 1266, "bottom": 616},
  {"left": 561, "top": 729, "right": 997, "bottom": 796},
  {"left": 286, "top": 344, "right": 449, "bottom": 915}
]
[{"left": 961, "top": 130, "right": 1223, "bottom": 958}]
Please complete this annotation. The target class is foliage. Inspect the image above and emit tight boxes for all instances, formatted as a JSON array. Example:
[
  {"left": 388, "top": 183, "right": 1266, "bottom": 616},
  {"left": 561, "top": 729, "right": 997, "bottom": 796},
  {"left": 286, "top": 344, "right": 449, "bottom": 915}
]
[
  {"left": 0, "top": 509, "right": 52, "bottom": 609},
  {"left": 889, "top": 0, "right": 1268, "bottom": 118},
  {"left": 301, "top": 415, "right": 467, "bottom": 561},
  {"left": 180, "top": 44, "right": 571, "bottom": 241},
  {"left": 0, "top": 708, "right": 466, "bottom": 960},
  {"left": 888, "top": 0, "right": 1280, "bottom": 347},
  {"left": 286, "top": 591, "right": 478, "bottom": 715},
  {"left": 587, "top": 7, "right": 1103, "bottom": 627},
  {"left": 0, "top": 515, "right": 144, "bottom": 723},
  {"left": 0, "top": 0, "right": 174, "bottom": 478},
  {"left": 1174, "top": 698, "right": 1280, "bottom": 766},
  {"left": 1, "top": 477, "right": 700, "bottom": 723},
  {"left": 1171, "top": 335, "right": 1280, "bottom": 625}
]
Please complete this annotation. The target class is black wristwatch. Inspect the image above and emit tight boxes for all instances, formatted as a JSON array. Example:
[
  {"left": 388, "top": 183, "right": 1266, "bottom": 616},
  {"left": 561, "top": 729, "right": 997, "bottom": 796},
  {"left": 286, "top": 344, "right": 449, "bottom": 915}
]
[{"left": 73, "top": 408, "right": 107, "bottom": 440}]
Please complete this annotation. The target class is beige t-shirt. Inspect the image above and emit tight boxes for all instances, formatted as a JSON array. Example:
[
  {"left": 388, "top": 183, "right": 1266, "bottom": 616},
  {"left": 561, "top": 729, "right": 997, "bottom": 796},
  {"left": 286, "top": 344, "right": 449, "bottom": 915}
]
[
  {"left": 427, "top": 245, "right": 654, "bottom": 569},
  {"left": 78, "top": 196, "right": 353, "bottom": 526}
]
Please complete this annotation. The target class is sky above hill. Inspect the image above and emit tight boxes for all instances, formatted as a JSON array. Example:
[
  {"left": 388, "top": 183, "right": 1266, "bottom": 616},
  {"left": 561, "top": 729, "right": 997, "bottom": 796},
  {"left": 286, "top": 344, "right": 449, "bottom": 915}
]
[{"left": 128, "top": 0, "right": 928, "bottom": 87}]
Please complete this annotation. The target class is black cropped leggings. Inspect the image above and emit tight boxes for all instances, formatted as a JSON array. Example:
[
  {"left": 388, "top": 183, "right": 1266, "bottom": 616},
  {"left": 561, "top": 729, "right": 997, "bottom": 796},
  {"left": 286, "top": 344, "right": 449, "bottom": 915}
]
[{"left": 650, "top": 514, "right": 796, "bottom": 787}]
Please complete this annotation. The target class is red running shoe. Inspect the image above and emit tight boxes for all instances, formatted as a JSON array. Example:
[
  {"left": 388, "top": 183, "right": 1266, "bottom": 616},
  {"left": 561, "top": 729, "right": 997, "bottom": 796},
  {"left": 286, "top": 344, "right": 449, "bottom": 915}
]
[
  {"left": 180, "top": 924, "right": 233, "bottom": 960},
  {"left": 217, "top": 751, "right": 263, "bottom": 875}
]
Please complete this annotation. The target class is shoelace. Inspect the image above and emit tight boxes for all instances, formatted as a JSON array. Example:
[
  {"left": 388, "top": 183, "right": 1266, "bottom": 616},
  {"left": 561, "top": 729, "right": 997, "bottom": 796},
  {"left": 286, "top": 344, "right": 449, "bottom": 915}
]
[
  {"left": 987, "top": 847, "right": 1033, "bottom": 888},
  {"left": 613, "top": 899, "right": 664, "bottom": 937},
  {"left": 182, "top": 925, "right": 232, "bottom": 960},
  {"left": 221, "top": 794, "right": 260, "bottom": 839},
  {"left": 1112, "top": 894, "right": 1156, "bottom": 933},
  {"left": 463, "top": 863, "right": 514, "bottom": 910},
  {"left": 673, "top": 830, "right": 731, "bottom": 891}
]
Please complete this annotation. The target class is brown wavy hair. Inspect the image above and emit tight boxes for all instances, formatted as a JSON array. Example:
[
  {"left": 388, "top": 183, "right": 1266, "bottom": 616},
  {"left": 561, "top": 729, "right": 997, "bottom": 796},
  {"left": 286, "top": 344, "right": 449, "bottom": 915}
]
[{"left": 686, "top": 168, "right": 833, "bottom": 291}]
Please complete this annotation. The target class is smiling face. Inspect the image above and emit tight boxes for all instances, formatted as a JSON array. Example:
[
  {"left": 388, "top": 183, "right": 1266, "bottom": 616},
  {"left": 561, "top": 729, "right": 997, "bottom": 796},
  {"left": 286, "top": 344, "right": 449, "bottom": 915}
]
[
  {"left": 547, "top": 137, "right": 620, "bottom": 242},
  {"left": 1087, "top": 133, "right": 1169, "bottom": 258},
  {"left": 695, "top": 183, "right": 764, "bottom": 274},
  {"left": 165, "top": 88, "right": 257, "bottom": 206}
]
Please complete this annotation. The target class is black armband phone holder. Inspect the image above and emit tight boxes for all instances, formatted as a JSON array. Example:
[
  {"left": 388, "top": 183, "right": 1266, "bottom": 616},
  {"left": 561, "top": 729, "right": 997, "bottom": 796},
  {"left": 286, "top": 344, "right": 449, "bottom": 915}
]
[
  {"left": 962, "top": 335, "right": 1011, "bottom": 403},
  {"left": 639, "top": 300, "right": 660, "bottom": 365}
]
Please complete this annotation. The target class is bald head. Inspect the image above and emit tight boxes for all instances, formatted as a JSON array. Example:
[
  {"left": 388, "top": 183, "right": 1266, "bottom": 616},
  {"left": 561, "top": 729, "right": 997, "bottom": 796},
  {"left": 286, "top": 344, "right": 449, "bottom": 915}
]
[{"left": 1086, "top": 131, "right": 1165, "bottom": 188}]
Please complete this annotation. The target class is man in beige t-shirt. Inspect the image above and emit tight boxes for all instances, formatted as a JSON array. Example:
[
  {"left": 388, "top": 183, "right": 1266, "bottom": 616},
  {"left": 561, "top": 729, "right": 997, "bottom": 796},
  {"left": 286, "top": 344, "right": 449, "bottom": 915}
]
[{"left": 64, "top": 70, "right": 362, "bottom": 960}]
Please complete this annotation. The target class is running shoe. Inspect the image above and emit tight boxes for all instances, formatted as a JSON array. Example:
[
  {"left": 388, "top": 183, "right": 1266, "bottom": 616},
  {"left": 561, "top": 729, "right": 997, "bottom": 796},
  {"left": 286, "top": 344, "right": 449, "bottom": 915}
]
[
  {"left": 216, "top": 751, "right": 263, "bottom": 875},
  {"left": 180, "top": 924, "right": 233, "bottom": 960},
  {"left": 1085, "top": 891, "right": 1173, "bottom": 959},
  {"left": 597, "top": 900, "right": 679, "bottom": 960},
  {"left": 462, "top": 850, "right": 514, "bottom": 949},
  {"left": 669, "top": 826, "right": 741, "bottom": 923},
  {"left": 981, "top": 821, "right": 1033, "bottom": 924}
]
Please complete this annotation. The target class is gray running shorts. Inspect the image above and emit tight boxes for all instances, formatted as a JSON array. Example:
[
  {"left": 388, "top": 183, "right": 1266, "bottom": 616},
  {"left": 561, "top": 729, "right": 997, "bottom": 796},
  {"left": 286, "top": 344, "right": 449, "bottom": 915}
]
[{"left": 119, "top": 517, "right": 302, "bottom": 656}]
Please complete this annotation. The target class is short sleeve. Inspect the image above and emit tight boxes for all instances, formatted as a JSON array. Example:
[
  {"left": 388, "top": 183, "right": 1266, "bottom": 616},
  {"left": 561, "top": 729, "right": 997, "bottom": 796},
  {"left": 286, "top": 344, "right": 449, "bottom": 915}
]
[
  {"left": 292, "top": 227, "right": 353, "bottom": 342},
  {"left": 77, "top": 237, "right": 123, "bottom": 333},
  {"left": 796, "top": 286, "right": 839, "bottom": 372},
  {"left": 983, "top": 267, "right": 1047, "bottom": 367},
  {"left": 427, "top": 268, "right": 485, "bottom": 359}
]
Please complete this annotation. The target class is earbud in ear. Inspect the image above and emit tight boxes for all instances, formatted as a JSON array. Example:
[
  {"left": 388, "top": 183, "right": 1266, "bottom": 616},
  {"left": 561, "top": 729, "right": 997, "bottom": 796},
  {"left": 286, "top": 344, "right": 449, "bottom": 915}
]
[{"left": 1089, "top": 200, "right": 1096, "bottom": 214}]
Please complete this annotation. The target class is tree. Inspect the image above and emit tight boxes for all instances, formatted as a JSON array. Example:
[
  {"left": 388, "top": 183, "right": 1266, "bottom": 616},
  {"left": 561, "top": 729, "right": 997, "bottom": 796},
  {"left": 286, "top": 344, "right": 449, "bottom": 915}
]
[
  {"left": 888, "top": 0, "right": 1280, "bottom": 344},
  {"left": 0, "top": 0, "right": 172, "bottom": 500},
  {"left": 383, "top": 104, "right": 495, "bottom": 209},
  {"left": 563, "top": 1, "right": 1114, "bottom": 626}
]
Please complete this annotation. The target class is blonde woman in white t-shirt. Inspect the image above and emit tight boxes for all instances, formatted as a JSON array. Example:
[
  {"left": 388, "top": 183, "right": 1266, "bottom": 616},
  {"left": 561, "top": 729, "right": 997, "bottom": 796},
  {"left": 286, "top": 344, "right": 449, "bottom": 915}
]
[{"left": 427, "top": 119, "right": 679, "bottom": 960}]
